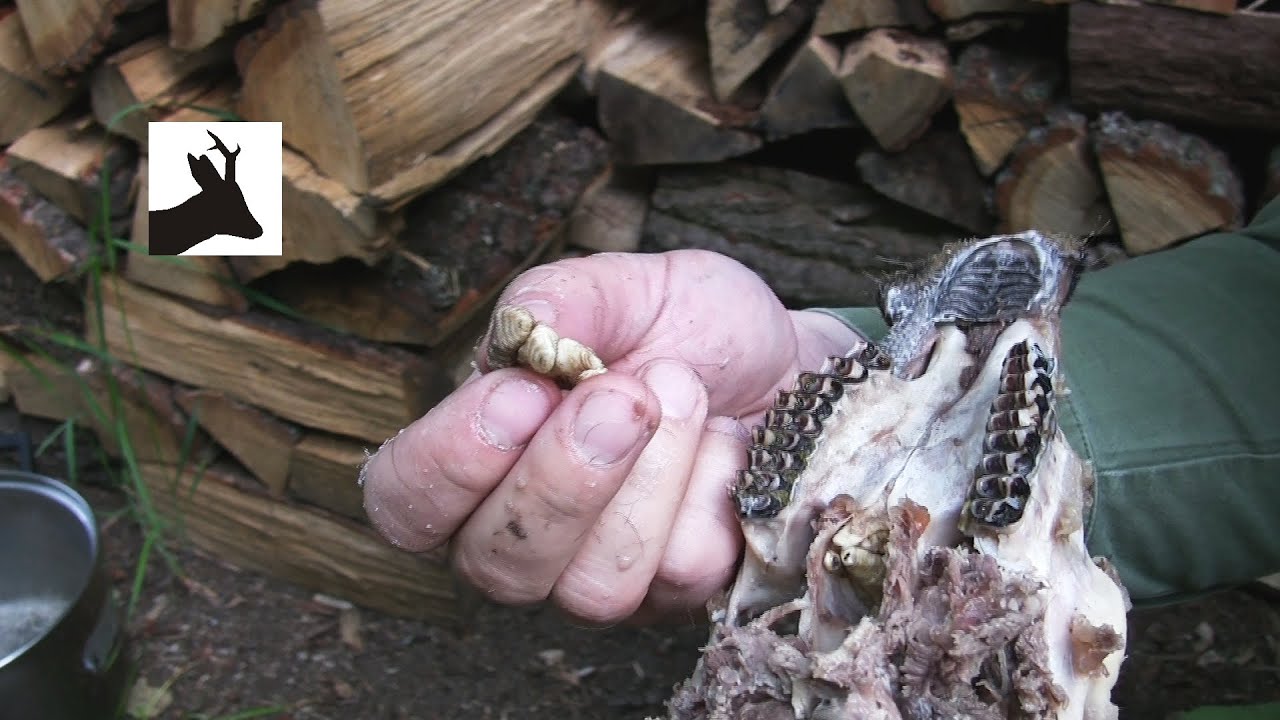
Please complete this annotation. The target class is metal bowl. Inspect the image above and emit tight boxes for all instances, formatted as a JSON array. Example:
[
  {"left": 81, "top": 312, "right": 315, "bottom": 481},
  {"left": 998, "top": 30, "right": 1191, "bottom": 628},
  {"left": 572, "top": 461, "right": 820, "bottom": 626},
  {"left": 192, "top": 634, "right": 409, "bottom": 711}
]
[{"left": 0, "top": 470, "right": 130, "bottom": 720}]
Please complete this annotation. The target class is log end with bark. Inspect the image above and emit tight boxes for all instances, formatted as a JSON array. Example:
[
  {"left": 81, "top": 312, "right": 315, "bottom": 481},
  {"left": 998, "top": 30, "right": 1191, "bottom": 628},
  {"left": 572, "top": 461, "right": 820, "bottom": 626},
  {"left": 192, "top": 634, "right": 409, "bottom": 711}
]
[
  {"left": 1092, "top": 111, "right": 1244, "bottom": 255},
  {"left": 995, "top": 108, "right": 1115, "bottom": 238}
]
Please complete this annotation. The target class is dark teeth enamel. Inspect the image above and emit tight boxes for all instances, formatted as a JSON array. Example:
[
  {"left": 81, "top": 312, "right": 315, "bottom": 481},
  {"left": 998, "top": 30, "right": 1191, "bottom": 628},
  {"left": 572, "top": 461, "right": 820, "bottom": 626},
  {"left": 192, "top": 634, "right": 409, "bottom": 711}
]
[
  {"left": 734, "top": 345, "right": 889, "bottom": 518},
  {"left": 963, "top": 340, "right": 1056, "bottom": 532}
]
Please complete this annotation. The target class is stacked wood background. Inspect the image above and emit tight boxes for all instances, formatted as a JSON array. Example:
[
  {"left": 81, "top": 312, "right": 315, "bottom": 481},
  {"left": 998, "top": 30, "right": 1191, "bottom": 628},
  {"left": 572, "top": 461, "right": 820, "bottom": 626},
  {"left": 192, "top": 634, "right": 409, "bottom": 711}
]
[{"left": 1, "top": 0, "right": 1277, "bottom": 625}]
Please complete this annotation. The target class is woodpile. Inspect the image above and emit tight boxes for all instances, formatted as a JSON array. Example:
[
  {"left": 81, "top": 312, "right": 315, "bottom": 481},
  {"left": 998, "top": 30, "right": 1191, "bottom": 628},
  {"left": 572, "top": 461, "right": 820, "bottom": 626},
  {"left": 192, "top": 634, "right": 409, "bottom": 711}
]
[{"left": 1, "top": 0, "right": 1277, "bottom": 625}]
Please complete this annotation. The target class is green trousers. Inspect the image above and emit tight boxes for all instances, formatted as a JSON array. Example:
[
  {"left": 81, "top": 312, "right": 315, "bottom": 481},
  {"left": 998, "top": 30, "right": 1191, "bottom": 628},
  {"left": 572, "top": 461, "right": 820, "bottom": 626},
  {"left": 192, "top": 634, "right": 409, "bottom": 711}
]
[{"left": 820, "top": 198, "right": 1280, "bottom": 607}]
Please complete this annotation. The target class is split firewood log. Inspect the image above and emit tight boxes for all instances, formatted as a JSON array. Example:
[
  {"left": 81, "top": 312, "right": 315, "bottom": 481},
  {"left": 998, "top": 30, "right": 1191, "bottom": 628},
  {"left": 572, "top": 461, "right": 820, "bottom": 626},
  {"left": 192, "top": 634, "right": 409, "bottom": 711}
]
[
  {"left": 79, "top": 359, "right": 214, "bottom": 465},
  {"left": 1069, "top": 2, "right": 1280, "bottom": 132},
  {"left": 567, "top": 165, "right": 653, "bottom": 254},
  {"left": 1092, "top": 111, "right": 1243, "bottom": 256},
  {"left": 234, "top": 0, "right": 582, "bottom": 205},
  {"left": 837, "top": 28, "right": 951, "bottom": 152},
  {"left": 288, "top": 432, "right": 369, "bottom": 522},
  {"left": 86, "top": 275, "right": 454, "bottom": 443},
  {"left": 994, "top": 108, "right": 1114, "bottom": 238},
  {"left": 0, "top": 163, "right": 92, "bottom": 283},
  {"left": 756, "top": 33, "right": 858, "bottom": 141},
  {"left": 6, "top": 116, "right": 137, "bottom": 228},
  {"left": 12, "top": 0, "right": 137, "bottom": 75},
  {"left": 90, "top": 34, "right": 233, "bottom": 143},
  {"left": 174, "top": 386, "right": 301, "bottom": 497},
  {"left": 139, "top": 460, "right": 465, "bottom": 624},
  {"left": 576, "top": 0, "right": 688, "bottom": 93},
  {"left": 953, "top": 42, "right": 1060, "bottom": 176},
  {"left": 595, "top": 11, "right": 761, "bottom": 165},
  {"left": 167, "top": 0, "right": 270, "bottom": 51},
  {"left": 811, "top": 0, "right": 932, "bottom": 35},
  {"left": 705, "top": 0, "right": 817, "bottom": 102},
  {"left": 0, "top": 9, "right": 80, "bottom": 144},
  {"left": 856, "top": 131, "right": 994, "bottom": 235}
]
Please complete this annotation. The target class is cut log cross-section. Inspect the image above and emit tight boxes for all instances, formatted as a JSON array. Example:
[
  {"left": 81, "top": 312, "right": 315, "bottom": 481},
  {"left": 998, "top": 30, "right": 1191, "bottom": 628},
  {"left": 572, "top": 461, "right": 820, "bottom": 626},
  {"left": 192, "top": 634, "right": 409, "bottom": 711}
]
[
  {"left": 1092, "top": 111, "right": 1243, "bottom": 256},
  {"left": 995, "top": 109, "right": 1114, "bottom": 238},
  {"left": 838, "top": 28, "right": 952, "bottom": 152},
  {"left": 234, "top": 0, "right": 583, "bottom": 203}
]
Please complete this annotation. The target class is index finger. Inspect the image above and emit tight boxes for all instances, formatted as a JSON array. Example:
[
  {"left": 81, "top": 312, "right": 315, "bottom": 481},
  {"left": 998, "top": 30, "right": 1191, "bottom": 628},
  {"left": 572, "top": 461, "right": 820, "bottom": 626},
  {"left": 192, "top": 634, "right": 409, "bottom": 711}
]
[{"left": 361, "top": 368, "right": 561, "bottom": 552}]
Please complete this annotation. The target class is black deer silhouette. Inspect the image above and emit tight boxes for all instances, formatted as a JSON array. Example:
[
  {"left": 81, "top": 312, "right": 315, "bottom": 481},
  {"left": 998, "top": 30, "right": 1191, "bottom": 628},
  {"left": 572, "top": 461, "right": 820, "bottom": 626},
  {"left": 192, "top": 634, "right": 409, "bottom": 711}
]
[{"left": 148, "top": 130, "right": 263, "bottom": 255}]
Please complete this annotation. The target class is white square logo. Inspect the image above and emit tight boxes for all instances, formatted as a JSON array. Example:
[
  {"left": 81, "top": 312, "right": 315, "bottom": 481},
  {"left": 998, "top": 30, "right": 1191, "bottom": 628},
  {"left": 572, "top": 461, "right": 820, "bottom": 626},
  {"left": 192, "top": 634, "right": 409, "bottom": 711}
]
[{"left": 146, "top": 121, "right": 283, "bottom": 256}]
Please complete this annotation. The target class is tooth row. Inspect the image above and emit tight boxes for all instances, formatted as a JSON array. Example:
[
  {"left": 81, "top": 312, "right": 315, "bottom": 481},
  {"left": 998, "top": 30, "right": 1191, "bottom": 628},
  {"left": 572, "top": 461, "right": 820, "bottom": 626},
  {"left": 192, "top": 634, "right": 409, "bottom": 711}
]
[
  {"left": 734, "top": 342, "right": 889, "bottom": 519},
  {"left": 963, "top": 340, "right": 1055, "bottom": 531}
]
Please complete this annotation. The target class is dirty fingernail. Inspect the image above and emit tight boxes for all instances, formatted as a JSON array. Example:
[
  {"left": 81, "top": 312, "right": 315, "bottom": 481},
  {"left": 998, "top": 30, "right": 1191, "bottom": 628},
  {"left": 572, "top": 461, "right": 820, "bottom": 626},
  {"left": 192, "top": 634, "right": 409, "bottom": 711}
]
[
  {"left": 478, "top": 377, "right": 551, "bottom": 450},
  {"left": 644, "top": 361, "right": 701, "bottom": 421},
  {"left": 574, "top": 390, "right": 647, "bottom": 466}
]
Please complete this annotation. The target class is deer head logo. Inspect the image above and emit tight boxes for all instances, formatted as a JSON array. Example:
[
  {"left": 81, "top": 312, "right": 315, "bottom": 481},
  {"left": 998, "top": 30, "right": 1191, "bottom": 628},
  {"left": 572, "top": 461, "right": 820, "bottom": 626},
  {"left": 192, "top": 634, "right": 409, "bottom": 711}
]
[{"left": 148, "top": 130, "right": 263, "bottom": 255}]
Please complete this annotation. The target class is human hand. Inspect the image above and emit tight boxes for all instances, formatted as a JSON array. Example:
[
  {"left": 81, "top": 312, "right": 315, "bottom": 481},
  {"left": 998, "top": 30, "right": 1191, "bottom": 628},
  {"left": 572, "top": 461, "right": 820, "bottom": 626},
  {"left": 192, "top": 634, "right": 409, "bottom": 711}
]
[{"left": 361, "top": 249, "right": 862, "bottom": 625}]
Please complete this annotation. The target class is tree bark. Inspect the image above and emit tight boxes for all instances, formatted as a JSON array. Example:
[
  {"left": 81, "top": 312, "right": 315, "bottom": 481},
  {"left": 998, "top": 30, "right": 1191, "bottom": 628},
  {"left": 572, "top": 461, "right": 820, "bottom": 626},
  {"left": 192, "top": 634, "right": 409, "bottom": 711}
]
[{"left": 1069, "top": 3, "right": 1280, "bottom": 132}]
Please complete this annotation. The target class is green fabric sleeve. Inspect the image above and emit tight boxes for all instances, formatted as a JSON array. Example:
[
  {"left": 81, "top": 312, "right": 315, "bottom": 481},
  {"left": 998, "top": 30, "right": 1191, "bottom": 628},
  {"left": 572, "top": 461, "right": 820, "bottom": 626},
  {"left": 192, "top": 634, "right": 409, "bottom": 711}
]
[{"left": 811, "top": 197, "right": 1280, "bottom": 607}]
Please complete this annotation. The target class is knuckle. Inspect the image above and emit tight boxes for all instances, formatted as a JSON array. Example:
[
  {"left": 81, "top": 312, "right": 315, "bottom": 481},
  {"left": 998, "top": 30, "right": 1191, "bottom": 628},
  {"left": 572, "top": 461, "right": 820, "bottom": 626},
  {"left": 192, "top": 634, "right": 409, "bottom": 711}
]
[
  {"left": 552, "top": 570, "right": 643, "bottom": 627},
  {"left": 451, "top": 545, "right": 548, "bottom": 607}
]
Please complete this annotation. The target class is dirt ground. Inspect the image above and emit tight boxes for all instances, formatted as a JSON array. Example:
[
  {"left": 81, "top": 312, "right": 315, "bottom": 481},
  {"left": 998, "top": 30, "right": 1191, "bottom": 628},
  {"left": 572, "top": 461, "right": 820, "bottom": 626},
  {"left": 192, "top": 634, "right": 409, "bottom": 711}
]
[{"left": 1, "top": 407, "right": 1277, "bottom": 720}]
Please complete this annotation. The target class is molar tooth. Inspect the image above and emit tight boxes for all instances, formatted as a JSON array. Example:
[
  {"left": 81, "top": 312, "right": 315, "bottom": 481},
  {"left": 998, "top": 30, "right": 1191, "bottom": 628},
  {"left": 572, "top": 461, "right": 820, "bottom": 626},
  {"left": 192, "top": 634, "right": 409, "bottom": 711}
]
[
  {"left": 829, "top": 356, "right": 870, "bottom": 382},
  {"left": 1007, "top": 474, "right": 1032, "bottom": 499},
  {"left": 857, "top": 342, "right": 891, "bottom": 370},
  {"left": 976, "top": 451, "right": 1036, "bottom": 476},
  {"left": 972, "top": 474, "right": 1006, "bottom": 498},
  {"left": 987, "top": 407, "right": 1039, "bottom": 432},
  {"left": 986, "top": 427, "right": 1042, "bottom": 454},
  {"left": 764, "top": 408, "right": 824, "bottom": 436},
  {"left": 752, "top": 426, "right": 814, "bottom": 454}
]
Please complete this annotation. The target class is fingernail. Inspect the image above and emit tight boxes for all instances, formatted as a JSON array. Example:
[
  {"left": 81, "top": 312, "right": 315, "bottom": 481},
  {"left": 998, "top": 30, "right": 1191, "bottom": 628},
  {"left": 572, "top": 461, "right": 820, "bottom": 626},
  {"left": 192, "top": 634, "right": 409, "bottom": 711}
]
[
  {"left": 477, "top": 377, "right": 551, "bottom": 450},
  {"left": 574, "top": 390, "right": 647, "bottom": 466},
  {"left": 643, "top": 361, "right": 701, "bottom": 420}
]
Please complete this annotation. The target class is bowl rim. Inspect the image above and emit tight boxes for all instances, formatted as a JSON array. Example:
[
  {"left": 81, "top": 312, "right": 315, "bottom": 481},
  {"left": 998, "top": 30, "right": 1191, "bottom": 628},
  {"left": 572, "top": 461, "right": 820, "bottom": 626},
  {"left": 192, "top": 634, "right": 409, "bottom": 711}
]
[{"left": 0, "top": 470, "right": 102, "bottom": 670}]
